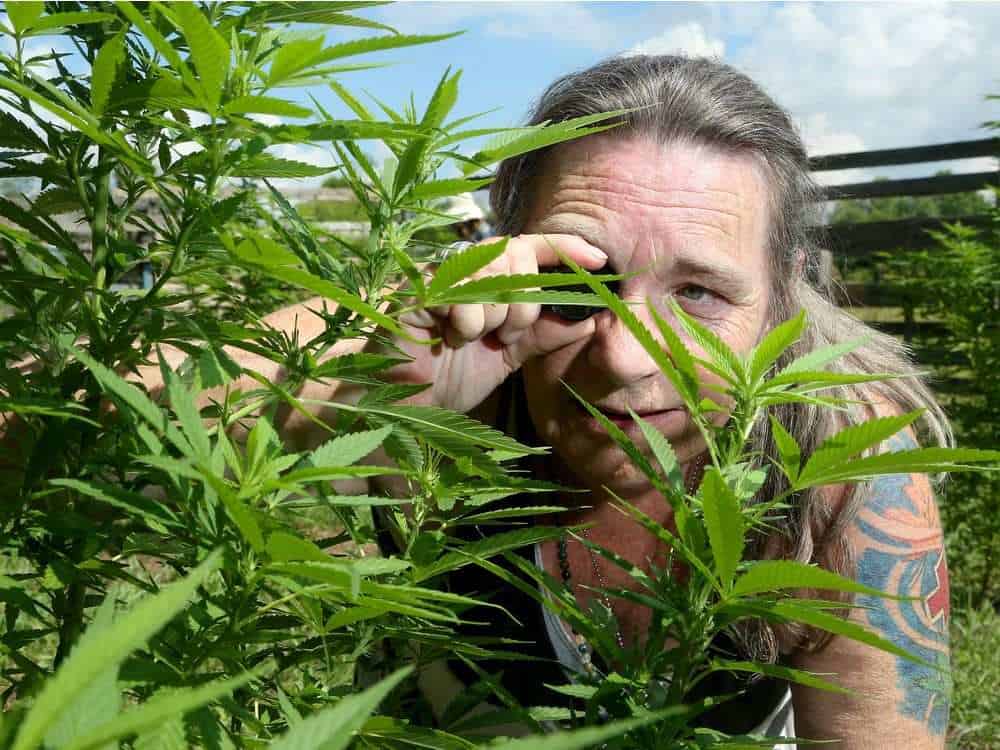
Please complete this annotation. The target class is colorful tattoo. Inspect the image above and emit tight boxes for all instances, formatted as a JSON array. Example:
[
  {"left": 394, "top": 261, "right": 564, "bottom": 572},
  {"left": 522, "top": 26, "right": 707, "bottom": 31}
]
[{"left": 854, "top": 433, "right": 951, "bottom": 735}]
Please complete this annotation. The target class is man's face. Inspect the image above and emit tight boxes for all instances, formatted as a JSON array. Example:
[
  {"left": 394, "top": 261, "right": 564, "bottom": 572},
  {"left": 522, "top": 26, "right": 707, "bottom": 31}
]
[{"left": 521, "top": 135, "right": 773, "bottom": 495}]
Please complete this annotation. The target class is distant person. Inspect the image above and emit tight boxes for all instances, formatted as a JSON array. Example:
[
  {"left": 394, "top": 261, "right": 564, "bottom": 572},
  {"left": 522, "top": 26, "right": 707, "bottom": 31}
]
[{"left": 444, "top": 192, "right": 492, "bottom": 243}]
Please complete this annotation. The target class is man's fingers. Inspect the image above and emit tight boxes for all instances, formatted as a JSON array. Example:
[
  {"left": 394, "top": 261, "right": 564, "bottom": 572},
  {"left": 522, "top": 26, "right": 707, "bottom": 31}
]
[
  {"left": 449, "top": 303, "right": 486, "bottom": 343},
  {"left": 497, "top": 240, "right": 542, "bottom": 344},
  {"left": 507, "top": 314, "right": 597, "bottom": 367},
  {"left": 525, "top": 233, "right": 608, "bottom": 269}
]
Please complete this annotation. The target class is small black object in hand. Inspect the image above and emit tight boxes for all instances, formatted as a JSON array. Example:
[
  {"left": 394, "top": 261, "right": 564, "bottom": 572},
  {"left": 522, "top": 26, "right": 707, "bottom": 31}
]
[{"left": 542, "top": 265, "right": 620, "bottom": 321}]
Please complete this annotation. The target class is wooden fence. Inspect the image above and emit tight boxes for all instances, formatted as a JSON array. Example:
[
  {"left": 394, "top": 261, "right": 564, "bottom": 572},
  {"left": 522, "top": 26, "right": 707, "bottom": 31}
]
[
  {"left": 812, "top": 137, "right": 998, "bottom": 393},
  {"left": 811, "top": 136, "right": 998, "bottom": 311}
]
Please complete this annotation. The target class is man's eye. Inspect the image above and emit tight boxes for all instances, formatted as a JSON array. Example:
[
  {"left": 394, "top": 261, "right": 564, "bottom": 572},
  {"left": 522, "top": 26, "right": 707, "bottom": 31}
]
[{"left": 676, "top": 285, "right": 714, "bottom": 302}]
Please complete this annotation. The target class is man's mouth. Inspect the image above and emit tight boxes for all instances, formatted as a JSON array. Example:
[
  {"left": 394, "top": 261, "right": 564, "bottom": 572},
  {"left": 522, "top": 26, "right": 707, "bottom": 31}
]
[{"left": 572, "top": 398, "right": 682, "bottom": 426}]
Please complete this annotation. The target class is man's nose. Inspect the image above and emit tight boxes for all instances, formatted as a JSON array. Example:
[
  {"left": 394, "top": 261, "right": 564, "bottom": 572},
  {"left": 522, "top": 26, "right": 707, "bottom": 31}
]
[{"left": 585, "top": 298, "right": 664, "bottom": 387}]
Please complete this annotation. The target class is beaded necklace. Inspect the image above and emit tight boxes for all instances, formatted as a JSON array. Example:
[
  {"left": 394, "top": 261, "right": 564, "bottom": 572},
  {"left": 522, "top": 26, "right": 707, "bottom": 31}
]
[{"left": 555, "top": 452, "right": 708, "bottom": 674}]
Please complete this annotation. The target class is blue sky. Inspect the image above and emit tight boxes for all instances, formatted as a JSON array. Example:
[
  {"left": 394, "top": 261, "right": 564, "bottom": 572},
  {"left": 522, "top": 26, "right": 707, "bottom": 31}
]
[
  {"left": 5, "top": 2, "right": 998, "bottom": 196},
  {"left": 292, "top": 1, "right": 1000, "bottom": 192}
]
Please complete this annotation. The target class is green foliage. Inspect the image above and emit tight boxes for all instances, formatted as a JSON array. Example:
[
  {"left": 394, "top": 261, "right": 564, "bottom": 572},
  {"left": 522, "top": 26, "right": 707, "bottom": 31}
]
[
  {"left": 828, "top": 174, "right": 992, "bottom": 227},
  {"left": 949, "top": 603, "right": 1000, "bottom": 749},
  {"left": 0, "top": 4, "right": 997, "bottom": 749},
  {"left": 875, "top": 195, "right": 1000, "bottom": 606}
]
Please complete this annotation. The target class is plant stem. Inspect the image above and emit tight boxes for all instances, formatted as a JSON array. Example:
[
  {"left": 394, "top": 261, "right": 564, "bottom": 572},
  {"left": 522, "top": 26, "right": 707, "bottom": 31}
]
[
  {"left": 53, "top": 579, "right": 85, "bottom": 669},
  {"left": 91, "top": 148, "right": 112, "bottom": 291}
]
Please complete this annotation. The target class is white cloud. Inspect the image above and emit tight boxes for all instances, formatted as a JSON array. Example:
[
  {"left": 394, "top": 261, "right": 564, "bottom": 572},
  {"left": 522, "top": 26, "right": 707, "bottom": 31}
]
[
  {"left": 731, "top": 2, "right": 1000, "bottom": 179},
  {"left": 484, "top": 4, "right": 613, "bottom": 51},
  {"left": 798, "top": 112, "right": 870, "bottom": 187},
  {"left": 249, "top": 113, "right": 283, "bottom": 127},
  {"left": 627, "top": 22, "right": 725, "bottom": 59},
  {"left": 375, "top": 2, "right": 641, "bottom": 53}
]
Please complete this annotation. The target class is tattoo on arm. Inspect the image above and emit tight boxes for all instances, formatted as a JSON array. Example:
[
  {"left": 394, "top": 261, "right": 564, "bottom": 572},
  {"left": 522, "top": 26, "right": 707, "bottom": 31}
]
[{"left": 854, "top": 433, "right": 951, "bottom": 735}]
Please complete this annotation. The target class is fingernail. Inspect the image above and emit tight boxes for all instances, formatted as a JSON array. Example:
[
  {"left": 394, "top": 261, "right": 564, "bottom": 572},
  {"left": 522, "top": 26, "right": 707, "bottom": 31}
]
[{"left": 586, "top": 245, "right": 607, "bottom": 261}]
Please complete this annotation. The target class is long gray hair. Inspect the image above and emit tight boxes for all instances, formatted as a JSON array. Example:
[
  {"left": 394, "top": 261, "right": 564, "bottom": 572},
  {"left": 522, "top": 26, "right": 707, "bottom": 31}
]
[{"left": 489, "top": 54, "right": 952, "bottom": 661}]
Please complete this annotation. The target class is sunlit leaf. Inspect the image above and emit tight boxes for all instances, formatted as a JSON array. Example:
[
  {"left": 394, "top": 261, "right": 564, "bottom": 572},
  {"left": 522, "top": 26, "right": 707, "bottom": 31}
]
[
  {"left": 700, "top": 467, "right": 744, "bottom": 589},
  {"left": 12, "top": 553, "right": 222, "bottom": 750}
]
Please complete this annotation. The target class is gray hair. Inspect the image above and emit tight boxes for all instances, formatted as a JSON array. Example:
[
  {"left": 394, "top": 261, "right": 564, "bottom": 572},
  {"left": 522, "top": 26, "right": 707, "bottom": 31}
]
[{"left": 489, "top": 54, "right": 953, "bottom": 661}]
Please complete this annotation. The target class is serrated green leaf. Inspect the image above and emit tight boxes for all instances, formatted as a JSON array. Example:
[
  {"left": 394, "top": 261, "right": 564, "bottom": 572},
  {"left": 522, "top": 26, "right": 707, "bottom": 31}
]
[
  {"left": 648, "top": 303, "right": 699, "bottom": 401},
  {"left": 166, "top": 374, "right": 209, "bottom": 461},
  {"left": 668, "top": 298, "right": 744, "bottom": 386},
  {"left": 455, "top": 506, "right": 567, "bottom": 524},
  {"left": 768, "top": 415, "right": 801, "bottom": 483},
  {"left": 427, "top": 269, "right": 622, "bottom": 304},
  {"left": 31, "top": 187, "right": 82, "bottom": 216},
  {"left": 307, "top": 32, "right": 460, "bottom": 69},
  {"left": 63, "top": 668, "right": 265, "bottom": 750},
  {"left": 232, "top": 263, "right": 409, "bottom": 340},
  {"left": 629, "top": 408, "right": 684, "bottom": 489},
  {"left": 269, "top": 668, "right": 414, "bottom": 750},
  {"left": 266, "top": 532, "right": 331, "bottom": 564},
  {"left": 44, "top": 596, "right": 119, "bottom": 750},
  {"left": 413, "top": 526, "right": 564, "bottom": 582},
  {"left": 777, "top": 338, "right": 865, "bottom": 376},
  {"left": 117, "top": 3, "right": 190, "bottom": 82},
  {"left": 22, "top": 11, "right": 117, "bottom": 34},
  {"left": 7, "top": 2, "right": 44, "bottom": 33},
  {"left": 49, "top": 479, "right": 180, "bottom": 530},
  {"left": 410, "top": 177, "right": 493, "bottom": 201},
  {"left": 0, "top": 397, "right": 97, "bottom": 425},
  {"left": 763, "top": 369, "right": 892, "bottom": 392},
  {"left": 749, "top": 310, "right": 806, "bottom": 383},
  {"left": 244, "top": 3, "right": 398, "bottom": 32},
  {"left": 798, "top": 412, "right": 923, "bottom": 484},
  {"left": 731, "top": 599, "right": 936, "bottom": 670},
  {"left": 267, "top": 36, "right": 326, "bottom": 87},
  {"left": 794, "top": 447, "right": 1000, "bottom": 489},
  {"left": 0, "top": 195, "right": 72, "bottom": 248},
  {"left": 230, "top": 155, "right": 334, "bottom": 178},
  {"left": 328, "top": 80, "right": 374, "bottom": 121},
  {"left": 72, "top": 348, "right": 187, "bottom": 454},
  {"left": 323, "top": 495, "right": 415, "bottom": 507},
  {"left": 426, "top": 237, "right": 506, "bottom": 299},
  {"left": 700, "top": 467, "right": 743, "bottom": 588},
  {"left": 91, "top": 32, "right": 126, "bottom": 116},
  {"left": 0, "top": 74, "right": 149, "bottom": 173},
  {"left": 12, "top": 552, "right": 222, "bottom": 750},
  {"left": 171, "top": 2, "right": 229, "bottom": 112},
  {"left": 234, "top": 233, "right": 300, "bottom": 267},
  {"left": 223, "top": 95, "right": 312, "bottom": 119},
  {"left": 423, "top": 68, "right": 460, "bottom": 129},
  {"left": 544, "top": 683, "right": 598, "bottom": 700},
  {"left": 132, "top": 714, "right": 184, "bottom": 750},
  {"left": 488, "top": 710, "right": 684, "bottom": 750},
  {"left": 307, "top": 425, "right": 393, "bottom": 468},
  {"left": 459, "top": 110, "right": 631, "bottom": 176},
  {"left": 0, "top": 110, "right": 48, "bottom": 151},
  {"left": 732, "top": 559, "right": 908, "bottom": 600},
  {"left": 357, "top": 402, "right": 543, "bottom": 456},
  {"left": 711, "top": 659, "right": 849, "bottom": 695}
]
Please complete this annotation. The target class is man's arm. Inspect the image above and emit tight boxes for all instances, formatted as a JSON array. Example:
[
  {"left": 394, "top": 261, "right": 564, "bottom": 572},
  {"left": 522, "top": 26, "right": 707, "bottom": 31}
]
[
  {"left": 790, "top": 432, "right": 951, "bottom": 747},
  {"left": 134, "top": 296, "right": 368, "bottom": 451}
]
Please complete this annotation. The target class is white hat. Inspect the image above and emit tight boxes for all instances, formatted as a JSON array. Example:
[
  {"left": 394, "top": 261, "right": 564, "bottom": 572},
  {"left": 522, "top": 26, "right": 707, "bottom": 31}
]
[{"left": 441, "top": 192, "right": 485, "bottom": 223}]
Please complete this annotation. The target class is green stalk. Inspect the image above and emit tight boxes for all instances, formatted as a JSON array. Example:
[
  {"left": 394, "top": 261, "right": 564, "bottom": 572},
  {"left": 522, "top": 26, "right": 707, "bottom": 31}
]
[{"left": 91, "top": 148, "right": 112, "bottom": 291}]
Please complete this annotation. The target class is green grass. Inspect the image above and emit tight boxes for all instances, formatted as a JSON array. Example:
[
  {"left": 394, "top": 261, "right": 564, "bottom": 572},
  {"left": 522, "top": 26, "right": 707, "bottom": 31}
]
[{"left": 948, "top": 603, "right": 1000, "bottom": 749}]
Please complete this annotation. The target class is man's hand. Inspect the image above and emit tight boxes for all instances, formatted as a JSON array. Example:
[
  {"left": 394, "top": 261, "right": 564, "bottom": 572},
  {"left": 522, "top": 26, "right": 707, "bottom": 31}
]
[{"left": 374, "top": 233, "right": 608, "bottom": 414}]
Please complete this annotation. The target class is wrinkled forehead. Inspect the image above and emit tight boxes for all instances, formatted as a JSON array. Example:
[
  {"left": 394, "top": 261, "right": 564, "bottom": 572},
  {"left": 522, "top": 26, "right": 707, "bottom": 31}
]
[{"left": 524, "top": 135, "right": 772, "bottom": 278}]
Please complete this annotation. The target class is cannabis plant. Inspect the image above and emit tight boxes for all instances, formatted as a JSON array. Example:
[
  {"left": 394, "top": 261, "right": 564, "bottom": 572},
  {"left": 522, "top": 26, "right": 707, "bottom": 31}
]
[{"left": 1, "top": 3, "right": 998, "bottom": 750}]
